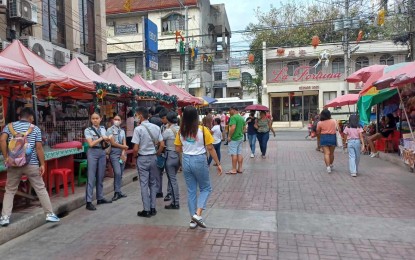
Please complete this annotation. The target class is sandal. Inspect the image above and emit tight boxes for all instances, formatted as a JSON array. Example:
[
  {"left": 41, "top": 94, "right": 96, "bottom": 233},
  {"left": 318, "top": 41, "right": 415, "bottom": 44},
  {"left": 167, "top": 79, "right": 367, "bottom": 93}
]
[
  {"left": 237, "top": 170, "right": 243, "bottom": 174},
  {"left": 225, "top": 171, "right": 237, "bottom": 175}
]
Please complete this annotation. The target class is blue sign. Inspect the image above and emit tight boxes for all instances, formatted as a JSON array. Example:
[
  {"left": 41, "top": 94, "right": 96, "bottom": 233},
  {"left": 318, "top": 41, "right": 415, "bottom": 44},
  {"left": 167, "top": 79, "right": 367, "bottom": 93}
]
[
  {"left": 144, "top": 18, "right": 158, "bottom": 54},
  {"left": 146, "top": 52, "right": 158, "bottom": 71}
]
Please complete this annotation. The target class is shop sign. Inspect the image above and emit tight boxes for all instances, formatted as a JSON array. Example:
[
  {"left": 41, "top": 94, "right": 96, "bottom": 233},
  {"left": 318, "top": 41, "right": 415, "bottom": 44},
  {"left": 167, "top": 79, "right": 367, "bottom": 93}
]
[
  {"left": 115, "top": 24, "right": 138, "bottom": 35},
  {"left": 299, "top": 85, "right": 319, "bottom": 90},
  {"left": 271, "top": 66, "right": 342, "bottom": 82},
  {"left": 228, "top": 68, "right": 241, "bottom": 81}
]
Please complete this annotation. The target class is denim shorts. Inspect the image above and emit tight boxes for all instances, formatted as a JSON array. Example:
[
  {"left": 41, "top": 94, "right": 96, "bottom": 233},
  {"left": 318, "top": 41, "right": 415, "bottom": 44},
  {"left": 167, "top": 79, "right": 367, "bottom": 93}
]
[
  {"left": 320, "top": 134, "right": 336, "bottom": 147},
  {"left": 228, "top": 140, "right": 243, "bottom": 155}
]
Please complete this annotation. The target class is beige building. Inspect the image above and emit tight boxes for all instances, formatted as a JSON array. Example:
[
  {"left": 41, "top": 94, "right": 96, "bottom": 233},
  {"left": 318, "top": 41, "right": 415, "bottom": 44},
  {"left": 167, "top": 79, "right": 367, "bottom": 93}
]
[
  {"left": 262, "top": 41, "right": 409, "bottom": 127},
  {"left": 106, "top": 0, "right": 230, "bottom": 97},
  {"left": 0, "top": 0, "right": 107, "bottom": 72}
]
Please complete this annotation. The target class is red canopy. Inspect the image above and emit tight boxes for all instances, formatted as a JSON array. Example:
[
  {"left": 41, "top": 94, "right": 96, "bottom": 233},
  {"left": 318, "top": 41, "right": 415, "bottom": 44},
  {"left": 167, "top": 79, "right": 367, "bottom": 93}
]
[
  {"left": 61, "top": 58, "right": 111, "bottom": 90},
  {"left": 0, "top": 40, "right": 72, "bottom": 85},
  {"left": 101, "top": 65, "right": 155, "bottom": 91},
  {"left": 346, "top": 65, "right": 387, "bottom": 83},
  {"left": 0, "top": 55, "right": 33, "bottom": 82},
  {"left": 132, "top": 74, "right": 165, "bottom": 94},
  {"left": 152, "top": 80, "right": 200, "bottom": 105}
]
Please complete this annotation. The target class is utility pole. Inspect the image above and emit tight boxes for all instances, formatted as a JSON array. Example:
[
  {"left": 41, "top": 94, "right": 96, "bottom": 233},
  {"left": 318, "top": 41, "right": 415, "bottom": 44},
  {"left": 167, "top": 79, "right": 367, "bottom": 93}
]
[
  {"left": 410, "top": 0, "right": 415, "bottom": 61},
  {"left": 142, "top": 16, "right": 147, "bottom": 80},
  {"left": 184, "top": 6, "right": 189, "bottom": 93},
  {"left": 343, "top": 0, "right": 350, "bottom": 94}
]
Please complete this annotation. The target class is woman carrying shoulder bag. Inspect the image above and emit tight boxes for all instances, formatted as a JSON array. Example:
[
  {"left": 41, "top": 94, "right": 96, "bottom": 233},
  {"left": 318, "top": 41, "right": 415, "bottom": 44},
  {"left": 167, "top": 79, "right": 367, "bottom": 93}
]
[{"left": 174, "top": 106, "right": 222, "bottom": 229}]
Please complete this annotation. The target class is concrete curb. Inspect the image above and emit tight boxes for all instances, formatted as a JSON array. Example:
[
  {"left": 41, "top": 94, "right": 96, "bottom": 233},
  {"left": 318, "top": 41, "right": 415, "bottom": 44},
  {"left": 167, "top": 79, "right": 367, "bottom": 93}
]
[{"left": 0, "top": 168, "right": 137, "bottom": 245}]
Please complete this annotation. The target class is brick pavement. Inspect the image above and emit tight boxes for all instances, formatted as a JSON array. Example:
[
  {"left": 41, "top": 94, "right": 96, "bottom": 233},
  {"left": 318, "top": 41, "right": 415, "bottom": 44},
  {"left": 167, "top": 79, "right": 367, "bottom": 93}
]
[{"left": 1, "top": 131, "right": 415, "bottom": 260}]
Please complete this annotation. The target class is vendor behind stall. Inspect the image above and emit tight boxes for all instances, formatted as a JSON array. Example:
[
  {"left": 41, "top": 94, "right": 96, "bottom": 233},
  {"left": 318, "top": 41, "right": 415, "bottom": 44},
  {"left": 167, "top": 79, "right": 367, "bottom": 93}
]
[{"left": 367, "top": 113, "right": 396, "bottom": 158}]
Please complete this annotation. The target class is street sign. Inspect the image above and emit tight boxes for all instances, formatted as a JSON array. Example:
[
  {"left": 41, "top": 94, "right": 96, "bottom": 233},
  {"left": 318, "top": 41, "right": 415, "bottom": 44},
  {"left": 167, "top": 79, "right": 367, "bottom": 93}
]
[
  {"left": 146, "top": 52, "right": 158, "bottom": 71},
  {"left": 144, "top": 18, "right": 158, "bottom": 54}
]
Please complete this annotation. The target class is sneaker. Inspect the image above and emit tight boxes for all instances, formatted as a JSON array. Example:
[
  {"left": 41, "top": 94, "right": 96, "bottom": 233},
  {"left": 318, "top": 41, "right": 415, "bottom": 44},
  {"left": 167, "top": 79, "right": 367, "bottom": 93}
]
[
  {"left": 326, "top": 166, "right": 332, "bottom": 173},
  {"left": 330, "top": 164, "right": 334, "bottom": 170},
  {"left": 351, "top": 173, "right": 357, "bottom": 177},
  {"left": 261, "top": 155, "right": 266, "bottom": 159},
  {"left": 0, "top": 215, "right": 10, "bottom": 226},
  {"left": 189, "top": 221, "right": 197, "bottom": 229},
  {"left": 250, "top": 153, "right": 254, "bottom": 158},
  {"left": 192, "top": 214, "right": 207, "bottom": 228},
  {"left": 46, "top": 213, "right": 60, "bottom": 222},
  {"left": 370, "top": 152, "right": 379, "bottom": 158}
]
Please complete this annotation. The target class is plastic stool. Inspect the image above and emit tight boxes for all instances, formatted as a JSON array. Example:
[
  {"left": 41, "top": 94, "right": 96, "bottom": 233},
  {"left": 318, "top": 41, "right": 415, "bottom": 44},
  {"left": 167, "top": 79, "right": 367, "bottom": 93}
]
[
  {"left": 49, "top": 168, "right": 74, "bottom": 197},
  {"left": 77, "top": 160, "right": 88, "bottom": 186}
]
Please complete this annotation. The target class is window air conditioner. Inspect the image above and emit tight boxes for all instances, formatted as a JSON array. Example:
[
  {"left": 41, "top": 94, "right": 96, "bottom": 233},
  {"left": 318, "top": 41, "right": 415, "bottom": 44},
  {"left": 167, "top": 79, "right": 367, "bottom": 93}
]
[
  {"left": 0, "top": 41, "right": 10, "bottom": 51},
  {"left": 52, "top": 45, "right": 70, "bottom": 68},
  {"left": 20, "top": 36, "right": 53, "bottom": 64},
  {"left": 162, "top": 71, "right": 172, "bottom": 80},
  {"left": 21, "top": 0, "right": 38, "bottom": 23}
]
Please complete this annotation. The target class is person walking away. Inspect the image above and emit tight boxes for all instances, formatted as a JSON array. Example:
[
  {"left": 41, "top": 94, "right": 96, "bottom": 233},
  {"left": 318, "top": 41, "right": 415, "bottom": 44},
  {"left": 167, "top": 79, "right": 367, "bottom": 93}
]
[
  {"left": 220, "top": 111, "right": 227, "bottom": 141},
  {"left": 84, "top": 113, "right": 112, "bottom": 210},
  {"left": 162, "top": 111, "right": 181, "bottom": 209},
  {"left": 367, "top": 113, "right": 396, "bottom": 158},
  {"left": 126, "top": 110, "right": 135, "bottom": 149},
  {"left": 107, "top": 115, "right": 129, "bottom": 201},
  {"left": 149, "top": 106, "right": 166, "bottom": 128},
  {"left": 313, "top": 115, "right": 322, "bottom": 151},
  {"left": 241, "top": 112, "right": 249, "bottom": 142},
  {"left": 306, "top": 119, "right": 313, "bottom": 139},
  {"left": 316, "top": 109, "right": 337, "bottom": 173},
  {"left": 255, "top": 111, "right": 276, "bottom": 159},
  {"left": 174, "top": 106, "right": 222, "bottom": 228},
  {"left": 246, "top": 111, "right": 258, "bottom": 158},
  {"left": 227, "top": 107, "right": 246, "bottom": 174},
  {"left": 343, "top": 115, "right": 365, "bottom": 177},
  {"left": 0, "top": 108, "right": 60, "bottom": 226},
  {"left": 208, "top": 118, "right": 222, "bottom": 166},
  {"left": 132, "top": 107, "right": 165, "bottom": 218}
]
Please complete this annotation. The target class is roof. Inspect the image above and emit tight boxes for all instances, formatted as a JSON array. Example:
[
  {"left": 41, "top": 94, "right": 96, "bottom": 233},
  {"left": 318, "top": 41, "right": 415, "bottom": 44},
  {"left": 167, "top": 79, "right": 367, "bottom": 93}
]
[{"left": 106, "top": 0, "right": 198, "bottom": 15}]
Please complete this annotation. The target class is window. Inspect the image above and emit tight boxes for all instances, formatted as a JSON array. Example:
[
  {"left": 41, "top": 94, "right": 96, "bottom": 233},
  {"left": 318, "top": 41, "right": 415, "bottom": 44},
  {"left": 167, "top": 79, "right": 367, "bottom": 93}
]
[
  {"left": 79, "top": 0, "right": 96, "bottom": 56},
  {"left": 332, "top": 58, "right": 344, "bottom": 73},
  {"left": 158, "top": 55, "right": 171, "bottom": 72},
  {"left": 355, "top": 56, "right": 369, "bottom": 71},
  {"left": 241, "top": 72, "right": 253, "bottom": 87},
  {"left": 161, "top": 13, "right": 185, "bottom": 34},
  {"left": 287, "top": 61, "right": 300, "bottom": 76},
  {"left": 309, "top": 59, "right": 322, "bottom": 74},
  {"left": 380, "top": 54, "right": 394, "bottom": 65},
  {"left": 214, "top": 72, "right": 222, "bottom": 81},
  {"left": 323, "top": 92, "right": 337, "bottom": 105},
  {"left": 42, "top": 0, "right": 65, "bottom": 46}
]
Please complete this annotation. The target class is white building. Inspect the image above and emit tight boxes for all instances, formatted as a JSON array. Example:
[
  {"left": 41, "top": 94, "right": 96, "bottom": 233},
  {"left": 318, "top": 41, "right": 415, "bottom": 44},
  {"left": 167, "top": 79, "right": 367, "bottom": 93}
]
[
  {"left": 106, "top": 0, "right": 231, "bottom": 97},
  {"left": 262, "top": 41, "right": 409, "bottom": 127}
]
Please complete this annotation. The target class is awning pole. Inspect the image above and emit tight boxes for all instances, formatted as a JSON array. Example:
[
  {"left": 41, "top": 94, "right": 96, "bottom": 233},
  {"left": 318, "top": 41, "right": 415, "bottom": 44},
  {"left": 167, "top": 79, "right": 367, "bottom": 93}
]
[
  {"left": 397, "top": 87, "right": 414, "bottom": 140},
  {"left": 31, "top": 83, "right": 38, "bottom": 125}
]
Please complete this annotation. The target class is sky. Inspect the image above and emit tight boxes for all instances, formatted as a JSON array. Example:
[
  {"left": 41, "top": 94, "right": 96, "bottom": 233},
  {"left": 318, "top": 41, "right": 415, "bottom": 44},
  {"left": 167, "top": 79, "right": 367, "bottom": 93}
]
[{"left": 209, "top": 0, "right": 273, "bottom": 57}]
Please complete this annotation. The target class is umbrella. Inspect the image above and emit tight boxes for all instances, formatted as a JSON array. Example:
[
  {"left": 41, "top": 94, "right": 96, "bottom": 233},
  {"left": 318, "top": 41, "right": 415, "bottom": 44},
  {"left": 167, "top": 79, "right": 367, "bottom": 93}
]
[
  {"left": 357, "top": 88, "right": 398, "bottom": 124},
  {"left": 359, "top": 62, "right": 413, "bottom": 95},
  {"left": 346, "top": 65, "right": 387, "bottom": 83},
  {"left": 245, "top": 104, "right": 269, "bottom": 111},
  {"left": 372, "top": 62, "right": 415, "bottom": 89},
  {"left": 202, "top": 96, "right": 217, "bottom": 104},
  {"left": 324, "top": 94, "right": 359, "bottom": 108},
  {"left": 391, "top": 69, "right": 415, "bottom": 87}
]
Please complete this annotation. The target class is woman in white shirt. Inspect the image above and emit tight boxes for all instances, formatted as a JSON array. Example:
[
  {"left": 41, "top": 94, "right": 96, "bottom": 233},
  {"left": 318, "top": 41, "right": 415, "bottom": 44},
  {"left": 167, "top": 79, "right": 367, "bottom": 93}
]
[
  {"left": 208, "top": 118, "right": 222, "bottom": 166},
  {"left": 175, "top": 106, "right": 222, "bottom": 229}
]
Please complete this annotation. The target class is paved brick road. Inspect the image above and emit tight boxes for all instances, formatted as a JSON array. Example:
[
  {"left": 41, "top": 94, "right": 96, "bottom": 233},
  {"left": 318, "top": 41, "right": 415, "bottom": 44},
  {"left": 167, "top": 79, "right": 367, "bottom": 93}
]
[{"left": 1, "top": 131, "right": 415, "bottom": 260}]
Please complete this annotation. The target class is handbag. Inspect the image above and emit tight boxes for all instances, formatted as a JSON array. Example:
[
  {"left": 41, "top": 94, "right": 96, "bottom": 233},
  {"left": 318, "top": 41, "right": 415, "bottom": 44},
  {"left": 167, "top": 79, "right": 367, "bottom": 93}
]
[
  {"left": 89, "top": 127, "right": 111, "bottom": 152},
  {"left": 202, "top": 126, "right": 209, "bottom": 162},
  {"left": 335, "top": 120, "right": 343, "bottom": 148},
  {"left": 142, "top": 124, "right": 166, "bottom": 169}
]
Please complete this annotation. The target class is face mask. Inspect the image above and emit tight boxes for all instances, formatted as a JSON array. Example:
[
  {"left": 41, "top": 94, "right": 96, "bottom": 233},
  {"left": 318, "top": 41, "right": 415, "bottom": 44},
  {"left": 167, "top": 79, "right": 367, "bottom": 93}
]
[{"left": 114, "top": 121, "right": 121, "bottom": 127}]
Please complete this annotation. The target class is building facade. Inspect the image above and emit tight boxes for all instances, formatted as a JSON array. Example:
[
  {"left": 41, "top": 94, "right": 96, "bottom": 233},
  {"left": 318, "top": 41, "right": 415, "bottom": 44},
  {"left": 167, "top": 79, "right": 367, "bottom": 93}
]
[
  {"left": 262, "top": 41, "right": 408, "bottom": 126},
  {"left": 106, "top": 0, "right": 230, "bottom": 97},
  {"left": 0, "top": 0, "right": 107, "bottom": 72}
]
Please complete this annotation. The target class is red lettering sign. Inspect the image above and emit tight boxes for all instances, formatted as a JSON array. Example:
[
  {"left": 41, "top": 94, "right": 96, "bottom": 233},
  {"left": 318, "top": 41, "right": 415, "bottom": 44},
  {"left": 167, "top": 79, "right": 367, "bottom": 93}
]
[{"left": 271, "top": 66, "right": 342, "bottom": 82}]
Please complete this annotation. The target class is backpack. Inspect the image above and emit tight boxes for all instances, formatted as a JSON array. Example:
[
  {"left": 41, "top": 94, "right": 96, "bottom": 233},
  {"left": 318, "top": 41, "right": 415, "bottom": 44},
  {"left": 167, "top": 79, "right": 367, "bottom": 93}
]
[{"left": 5, "top": 123, "right": 35, "bottom": 167}]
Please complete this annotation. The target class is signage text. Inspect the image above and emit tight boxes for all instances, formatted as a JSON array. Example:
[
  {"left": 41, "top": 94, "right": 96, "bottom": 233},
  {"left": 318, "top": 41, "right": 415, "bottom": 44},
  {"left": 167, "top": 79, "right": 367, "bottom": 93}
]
[{"left": 271, "top": 66, "right": 342, "bottom": 82}]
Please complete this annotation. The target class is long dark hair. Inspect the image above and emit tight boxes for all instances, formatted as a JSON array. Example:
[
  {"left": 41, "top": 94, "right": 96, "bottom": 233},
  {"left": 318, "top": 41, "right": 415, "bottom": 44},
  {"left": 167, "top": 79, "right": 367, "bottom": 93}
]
[
  {"left": 349, "top": 114, "right": 360, "bottom": 128},
  {"left": 180, "top": 106, "right": 199, "bottom": 138},
  {"left": 320, "top": 109, "right": 331, "bottom": 121}
]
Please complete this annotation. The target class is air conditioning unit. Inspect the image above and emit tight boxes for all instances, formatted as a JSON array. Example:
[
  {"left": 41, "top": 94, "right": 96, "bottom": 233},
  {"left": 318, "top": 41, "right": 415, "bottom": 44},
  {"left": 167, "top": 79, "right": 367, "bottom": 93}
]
[
  {"left": 162, "top": 71, "right": 172, "bottom": 80},
  {"left": 20, "top": 36, "right": 53, "bottom": 64},
  {"left": 9, "top": 0, "right": 37, "bottom": 23},
  {"left": 90, "top": 62, "right": 104, "bottom": 74},
  {"left": 52, "top": 44, "right": 70, "bottom": 68},
  {"left": 71, "top": 52, "right": 89, "bottom": 64},
  {"left": 0, "top": 41, "right": 10, "bottom": 51}
]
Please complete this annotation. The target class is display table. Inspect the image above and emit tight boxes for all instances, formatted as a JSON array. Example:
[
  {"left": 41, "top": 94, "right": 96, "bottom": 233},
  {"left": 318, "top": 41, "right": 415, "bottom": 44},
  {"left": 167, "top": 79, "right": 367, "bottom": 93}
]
[{"left": 0, "top": 147, "right": 83, "bottom": 197}]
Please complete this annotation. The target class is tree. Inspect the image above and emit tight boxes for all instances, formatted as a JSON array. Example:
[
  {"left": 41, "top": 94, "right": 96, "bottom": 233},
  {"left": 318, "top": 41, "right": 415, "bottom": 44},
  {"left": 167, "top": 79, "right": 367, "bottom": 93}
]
[{"left": 246, "top": 2, "right": 411, "bottom": 80}]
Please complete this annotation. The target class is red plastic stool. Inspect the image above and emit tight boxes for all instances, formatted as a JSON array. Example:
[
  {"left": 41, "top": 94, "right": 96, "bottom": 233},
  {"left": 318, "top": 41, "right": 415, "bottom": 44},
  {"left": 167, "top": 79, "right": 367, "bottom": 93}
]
[{"left": 49, "top": 168, "right": 74, "bottom": 197}]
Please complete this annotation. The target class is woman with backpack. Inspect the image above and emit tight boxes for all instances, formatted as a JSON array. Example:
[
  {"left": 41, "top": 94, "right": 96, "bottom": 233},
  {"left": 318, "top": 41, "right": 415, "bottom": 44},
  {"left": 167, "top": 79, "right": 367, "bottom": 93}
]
[
  {"left": 84, "top": 112, "right": 112, "bottom": 211},
  {"left": 162, "top": 111, "right": 181, "bottom": 209}
]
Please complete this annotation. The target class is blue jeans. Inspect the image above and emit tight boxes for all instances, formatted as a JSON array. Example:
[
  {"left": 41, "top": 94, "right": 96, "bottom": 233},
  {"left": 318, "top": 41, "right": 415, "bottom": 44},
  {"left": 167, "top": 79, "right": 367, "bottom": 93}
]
[
  {"left": 182, "top": 154, "right": 212, "bottom": 217},
  {"left": 348, "top": 139, "right": 361, "bottom": 174},
  {"left": 208, "top": 142, "right": 221, "bottom": 165},
  {"left": 257, "top": 132, "right": 270, "bottom": 156},
  {"left": 248, "top": 134, "right": 257, "bottom": 154}
]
